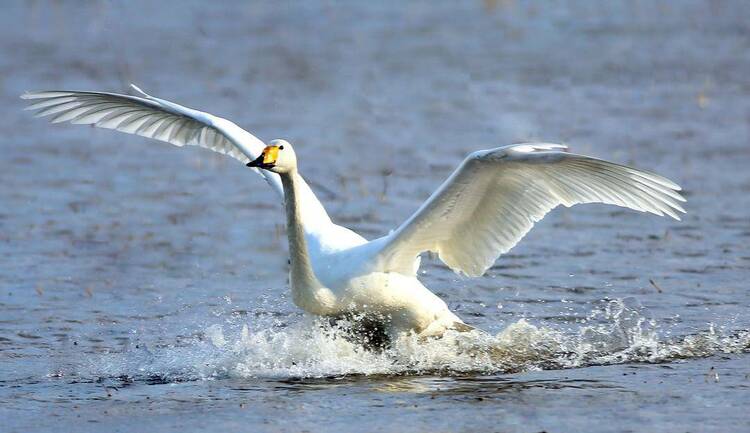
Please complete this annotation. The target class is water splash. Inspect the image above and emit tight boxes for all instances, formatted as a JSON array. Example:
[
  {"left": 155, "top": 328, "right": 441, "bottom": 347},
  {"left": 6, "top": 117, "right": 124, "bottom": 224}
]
[{"left": 86, "top": 299, "right": 749, "bottom": 382}]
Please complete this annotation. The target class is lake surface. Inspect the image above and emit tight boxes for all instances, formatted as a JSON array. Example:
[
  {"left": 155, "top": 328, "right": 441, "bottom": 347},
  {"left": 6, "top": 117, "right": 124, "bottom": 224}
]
[{"left": 1, "top": 1, "right": 749, "bottom": 432}]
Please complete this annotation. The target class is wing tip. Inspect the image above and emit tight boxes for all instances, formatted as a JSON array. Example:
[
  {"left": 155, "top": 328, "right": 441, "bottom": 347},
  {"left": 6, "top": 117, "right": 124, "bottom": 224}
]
[
  {"left": 20, "top": 91, "right": 50, "bottom": 100},
  {"left": 513, "top": 143, "right": 569, "bottom": 153},
  {"left": 20, "top": 90, "right": 78, "bottom": 102},
  {"left": 659, "top": 177, "right": 682, "bottom": 191},
  {"left": 654, "top": 204, "right": 686, "bottom": 221},
  {"left": 129, "top": 83, "right": 150, "bottom": 98}
]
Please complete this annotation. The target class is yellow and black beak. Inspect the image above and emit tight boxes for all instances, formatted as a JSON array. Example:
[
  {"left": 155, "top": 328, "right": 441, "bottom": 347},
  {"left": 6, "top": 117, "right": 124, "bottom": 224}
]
[{"left": 246, "top": 145, "right": 279, "bottom": 170}]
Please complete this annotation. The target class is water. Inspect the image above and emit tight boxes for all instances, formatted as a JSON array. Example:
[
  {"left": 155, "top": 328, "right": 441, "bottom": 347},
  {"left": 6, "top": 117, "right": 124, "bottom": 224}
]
[{"left": 1, "top": 1, "right": 749, "bottom": 432}]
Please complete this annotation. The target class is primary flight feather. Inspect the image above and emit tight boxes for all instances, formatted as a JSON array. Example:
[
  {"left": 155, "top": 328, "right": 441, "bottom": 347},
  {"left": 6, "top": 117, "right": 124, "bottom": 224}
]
[{"left": 22, "top": 86, "right": 685, "bottom": 339}]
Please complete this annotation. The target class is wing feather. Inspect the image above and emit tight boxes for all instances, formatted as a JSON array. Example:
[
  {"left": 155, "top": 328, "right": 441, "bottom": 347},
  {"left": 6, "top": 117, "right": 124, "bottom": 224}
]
[
  {"left": 373, "top": 143, "right": 685, "bottom": 277},
  {"left": 21, "top": 85, "right": 283, "bottom": 195}
]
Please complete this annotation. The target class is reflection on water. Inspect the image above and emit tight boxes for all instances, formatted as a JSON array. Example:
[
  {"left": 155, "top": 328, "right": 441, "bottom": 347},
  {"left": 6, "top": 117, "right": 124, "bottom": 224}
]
[{"left": 268, "top": 374, "right": 627, "bottom": 398}]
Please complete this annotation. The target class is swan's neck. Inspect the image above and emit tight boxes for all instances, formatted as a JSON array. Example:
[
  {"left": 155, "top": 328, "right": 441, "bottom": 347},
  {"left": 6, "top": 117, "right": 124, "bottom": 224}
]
[{"left": 280, "top": 170, "right": 325, "bottom": 295}]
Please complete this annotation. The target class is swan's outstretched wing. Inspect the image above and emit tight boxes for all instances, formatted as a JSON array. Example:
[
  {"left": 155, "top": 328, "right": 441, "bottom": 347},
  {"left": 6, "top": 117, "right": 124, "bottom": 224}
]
[
  {"left": 21, "top": 85, "right": 282, "bottom": 195},
  {"left": 374, "top": 143, "right": 685, "bottom": 277}
]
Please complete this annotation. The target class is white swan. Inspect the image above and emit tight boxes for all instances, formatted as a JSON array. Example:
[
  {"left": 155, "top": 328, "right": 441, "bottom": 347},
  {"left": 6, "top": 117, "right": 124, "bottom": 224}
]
[{"left": 21, "top": 85, "right": 686, "bottom": 339}]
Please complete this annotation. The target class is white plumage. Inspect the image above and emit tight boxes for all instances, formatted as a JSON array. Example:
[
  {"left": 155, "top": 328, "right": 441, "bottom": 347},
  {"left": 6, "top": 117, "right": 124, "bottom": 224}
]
[
  {"left": 375, "top": 143, "right": 685, "bottom": 277},
  {"left": 22, "top": 86, "right": 685, "bottom": 339},
  {"left": 22, "top": 85, "right": 283, "bottom": 195}
]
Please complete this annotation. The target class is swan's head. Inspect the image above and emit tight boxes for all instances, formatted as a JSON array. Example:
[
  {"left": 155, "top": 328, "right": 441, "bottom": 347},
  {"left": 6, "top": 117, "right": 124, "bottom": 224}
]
[{"left": 246, "top": 139, "right": 297, "bottom": 173}]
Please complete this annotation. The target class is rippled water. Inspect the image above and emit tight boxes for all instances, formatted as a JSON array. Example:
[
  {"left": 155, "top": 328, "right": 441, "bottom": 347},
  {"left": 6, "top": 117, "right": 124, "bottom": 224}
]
[{"left": 2, "top": 1, "right": 749, "bottom": 432}]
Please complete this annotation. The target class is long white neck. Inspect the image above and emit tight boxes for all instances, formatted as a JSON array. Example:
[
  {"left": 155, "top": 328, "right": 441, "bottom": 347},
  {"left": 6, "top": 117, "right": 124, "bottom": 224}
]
[{"left": 279, "top": 170, "right": 327, "bottom": 295}]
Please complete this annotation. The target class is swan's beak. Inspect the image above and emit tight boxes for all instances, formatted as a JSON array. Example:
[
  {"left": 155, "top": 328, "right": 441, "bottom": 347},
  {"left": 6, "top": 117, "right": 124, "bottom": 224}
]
[{"left": 246, "top": 146, "right": 278, "bottom": 170}]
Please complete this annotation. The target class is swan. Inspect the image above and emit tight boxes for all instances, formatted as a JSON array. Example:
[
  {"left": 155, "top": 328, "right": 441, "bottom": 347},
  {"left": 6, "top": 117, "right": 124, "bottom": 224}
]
[{"left": 21, "top": 85, "right": 686, "bottom": 339}]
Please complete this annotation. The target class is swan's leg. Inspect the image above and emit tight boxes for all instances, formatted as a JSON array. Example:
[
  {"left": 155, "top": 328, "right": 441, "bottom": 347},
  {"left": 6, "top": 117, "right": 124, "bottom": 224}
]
[
  {"left": 327, "top": 312, "right": 392, "bottom": 351},
  {"left": 417, "top": 319, "right": 476, "bottom": 340}
]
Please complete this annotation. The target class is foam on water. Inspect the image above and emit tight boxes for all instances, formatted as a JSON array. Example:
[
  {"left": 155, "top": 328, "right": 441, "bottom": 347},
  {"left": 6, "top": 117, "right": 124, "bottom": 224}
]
[{"left": 84, "top": 299, "right": 749, "bottom": 382}]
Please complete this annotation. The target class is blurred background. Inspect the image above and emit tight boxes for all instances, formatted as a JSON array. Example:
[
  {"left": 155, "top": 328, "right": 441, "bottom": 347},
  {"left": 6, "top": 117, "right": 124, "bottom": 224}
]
[{"left": 1, "top": 1, "right": 749, "bottom": 432}]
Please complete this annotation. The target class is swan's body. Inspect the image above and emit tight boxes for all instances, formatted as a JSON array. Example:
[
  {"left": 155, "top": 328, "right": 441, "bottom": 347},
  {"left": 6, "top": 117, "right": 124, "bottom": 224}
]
[
  {"left": 259, "top": 148, "right": 464, "bottom": 337},
  {"left": 21, "top": 85, "right": 686, "bottom": 339}
]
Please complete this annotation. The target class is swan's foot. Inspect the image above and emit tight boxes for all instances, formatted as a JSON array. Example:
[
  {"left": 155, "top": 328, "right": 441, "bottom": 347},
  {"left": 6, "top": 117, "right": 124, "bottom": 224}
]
[
  {"left": 417, "top": 320, "right": 476, "bottom": 341},
  {"left": 325, "top": 313, "right": 392, "bottom": 351},
  {"left": 321, "top": 313, "right": 477, "bottom": 350}
]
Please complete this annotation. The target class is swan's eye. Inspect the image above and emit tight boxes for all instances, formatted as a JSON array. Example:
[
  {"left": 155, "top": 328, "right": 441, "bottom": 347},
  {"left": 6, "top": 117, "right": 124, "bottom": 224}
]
[{"left": 279, "top": 145, "right": 284, "bottom": 150}]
